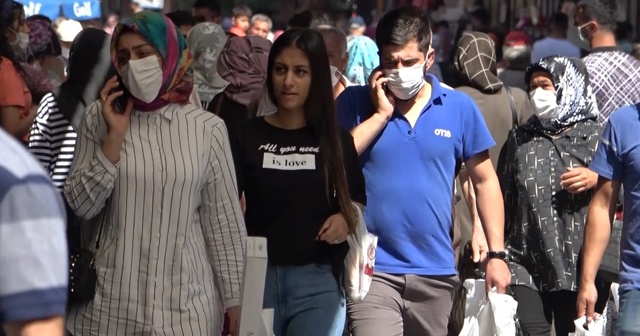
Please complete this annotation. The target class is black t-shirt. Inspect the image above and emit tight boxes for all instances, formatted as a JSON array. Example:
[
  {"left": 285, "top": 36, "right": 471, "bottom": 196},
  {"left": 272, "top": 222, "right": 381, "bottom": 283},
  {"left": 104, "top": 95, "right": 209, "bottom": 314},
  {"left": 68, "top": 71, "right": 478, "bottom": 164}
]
[{"left": 231, "top": 117, "right": 366, "bottom": 266}]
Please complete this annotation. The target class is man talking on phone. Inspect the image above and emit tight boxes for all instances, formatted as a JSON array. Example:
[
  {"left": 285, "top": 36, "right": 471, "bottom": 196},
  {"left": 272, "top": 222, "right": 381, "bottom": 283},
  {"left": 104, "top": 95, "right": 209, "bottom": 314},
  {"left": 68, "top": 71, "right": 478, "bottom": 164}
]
[{"left": 336, "top": 6, "right": 511, "bottom": 335}]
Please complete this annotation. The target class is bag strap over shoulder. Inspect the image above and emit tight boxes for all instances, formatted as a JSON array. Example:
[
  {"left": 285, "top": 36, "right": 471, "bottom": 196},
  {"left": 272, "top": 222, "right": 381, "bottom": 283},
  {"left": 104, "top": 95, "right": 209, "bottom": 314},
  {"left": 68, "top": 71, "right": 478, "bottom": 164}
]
[{"left": 505, "top": 86, "right": 518, "bottom": 131}]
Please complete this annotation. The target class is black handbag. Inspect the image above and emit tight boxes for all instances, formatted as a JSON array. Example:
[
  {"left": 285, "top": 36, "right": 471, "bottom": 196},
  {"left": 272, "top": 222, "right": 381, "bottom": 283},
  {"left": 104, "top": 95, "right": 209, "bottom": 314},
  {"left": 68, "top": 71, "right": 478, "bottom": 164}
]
[{"left": 66, "top": 200, "right": 103, "bottom": 304}]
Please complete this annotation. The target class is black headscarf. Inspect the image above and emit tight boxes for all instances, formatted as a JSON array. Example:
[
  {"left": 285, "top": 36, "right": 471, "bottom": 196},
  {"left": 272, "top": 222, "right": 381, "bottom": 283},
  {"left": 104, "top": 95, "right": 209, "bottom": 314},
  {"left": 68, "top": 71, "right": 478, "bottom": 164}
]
[
  {"left": 454, "top": 32, "right": 503, "bottom": 94},
  {"left": 55, "top": 28, "right": 116, "bottom": 124}
]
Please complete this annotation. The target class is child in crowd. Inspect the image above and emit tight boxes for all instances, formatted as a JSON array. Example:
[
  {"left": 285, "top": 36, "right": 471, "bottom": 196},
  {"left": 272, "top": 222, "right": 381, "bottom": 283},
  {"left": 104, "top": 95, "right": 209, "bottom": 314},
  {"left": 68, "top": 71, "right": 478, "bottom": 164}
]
[{"left": 229, "top": 4, "right": 251, "bottom": 36}]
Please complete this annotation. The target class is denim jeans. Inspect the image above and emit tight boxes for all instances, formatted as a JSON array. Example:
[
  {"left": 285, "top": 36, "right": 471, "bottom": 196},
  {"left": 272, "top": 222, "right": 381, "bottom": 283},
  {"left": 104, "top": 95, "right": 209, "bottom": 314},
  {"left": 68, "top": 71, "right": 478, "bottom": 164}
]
[
  {"left": 263, "top": 263, "right": 346, "bottom": 336},
  {"left": 618, "top": 288, "right": 640, "bottom": 336}
]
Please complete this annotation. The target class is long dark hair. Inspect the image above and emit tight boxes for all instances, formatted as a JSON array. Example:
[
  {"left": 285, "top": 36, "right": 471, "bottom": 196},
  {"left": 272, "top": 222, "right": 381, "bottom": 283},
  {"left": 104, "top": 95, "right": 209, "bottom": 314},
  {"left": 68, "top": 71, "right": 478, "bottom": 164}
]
[
  {"left": 266, "top": 28, "right": 357, "bottom": 234},
  {"left": 56, "top": 28, "right": 116, "bottom": 123},
  {"left": 0, "top": 0, "right": 24, "bottom": 74}
]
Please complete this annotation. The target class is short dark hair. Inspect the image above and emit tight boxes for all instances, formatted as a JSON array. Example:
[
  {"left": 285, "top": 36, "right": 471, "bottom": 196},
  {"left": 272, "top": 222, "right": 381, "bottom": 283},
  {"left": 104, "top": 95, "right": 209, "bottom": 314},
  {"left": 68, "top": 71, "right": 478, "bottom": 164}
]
[
  {"left": 192, "top": 0, "right": 220, "bottom": 16},
  {"left": 550, "top": 12, "right": 569, "bottom": 31},
  {"left": 166, "top": 10, "right": 196, "bottom": 28},
  {"left": 577, "top": 0, "right": 617, "bottom": 31},
  {"left": 376, "top": 6, "right": 432, "bottom": 54},
  {"left": 232, "top": 4, "right": 252, "bottom": 19}
]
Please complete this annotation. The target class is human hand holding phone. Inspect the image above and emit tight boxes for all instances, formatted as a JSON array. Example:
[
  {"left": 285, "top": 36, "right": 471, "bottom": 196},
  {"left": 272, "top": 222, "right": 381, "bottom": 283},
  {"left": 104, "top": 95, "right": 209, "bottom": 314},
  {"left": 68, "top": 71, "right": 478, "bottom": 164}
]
[
  {"left": 100, "top": 76, "right": 133, "bottom": 138},
  {"left": 368, "top": 67, "right": 395, "bottom": 120}
]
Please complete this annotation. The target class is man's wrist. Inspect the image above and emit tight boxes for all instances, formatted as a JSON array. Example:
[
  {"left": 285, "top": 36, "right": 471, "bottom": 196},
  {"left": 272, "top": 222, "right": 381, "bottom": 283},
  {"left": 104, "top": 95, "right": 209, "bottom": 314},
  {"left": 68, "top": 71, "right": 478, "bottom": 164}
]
[
  {"left": 580, "top": 269, "right": 598, "bottom": 285},
  {"left": 487, "top": 250, "right": 509, "bottom": 263}
]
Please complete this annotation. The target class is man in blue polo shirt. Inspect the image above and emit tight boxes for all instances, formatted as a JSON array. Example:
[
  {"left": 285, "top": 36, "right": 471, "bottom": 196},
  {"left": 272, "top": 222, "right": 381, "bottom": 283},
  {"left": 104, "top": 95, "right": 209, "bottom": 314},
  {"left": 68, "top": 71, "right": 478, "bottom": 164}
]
[
  {"left": 578, "top": 103, "right": 640, "bottom": 335},
  {"left": 336, "top": 6, "right": 511, "bottom": 335}
]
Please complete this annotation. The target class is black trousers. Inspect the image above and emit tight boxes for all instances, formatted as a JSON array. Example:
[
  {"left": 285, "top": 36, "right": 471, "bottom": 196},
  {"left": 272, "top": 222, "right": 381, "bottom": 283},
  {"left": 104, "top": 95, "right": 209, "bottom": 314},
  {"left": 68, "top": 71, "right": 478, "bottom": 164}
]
[{"left": 511, "top": 284, "right": 609, "bottom": 336}]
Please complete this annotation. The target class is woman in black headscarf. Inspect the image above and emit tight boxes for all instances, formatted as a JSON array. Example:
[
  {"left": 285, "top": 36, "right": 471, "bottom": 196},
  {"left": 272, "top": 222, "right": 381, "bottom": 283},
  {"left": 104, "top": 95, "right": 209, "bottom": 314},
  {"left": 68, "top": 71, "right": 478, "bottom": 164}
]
[
  {"left": 29, "top": 27, "right": 114, "bottom": 189},
  {"left": 499, "top": 56, "right": 607, "bottom": 336}
]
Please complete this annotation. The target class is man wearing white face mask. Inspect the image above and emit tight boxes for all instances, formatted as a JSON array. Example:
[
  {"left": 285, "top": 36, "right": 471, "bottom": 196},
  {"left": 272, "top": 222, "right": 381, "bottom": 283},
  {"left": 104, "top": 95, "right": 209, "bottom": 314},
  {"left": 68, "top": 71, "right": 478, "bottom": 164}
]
[
  {"left": 336, "top": 6, "right": 511, "bottom": 335},
  {"left": 575, "top": 0, "right": 640, "bottom": 124},
  {"left": 317, "top": 26, "right": 353, "bottom": 99}
]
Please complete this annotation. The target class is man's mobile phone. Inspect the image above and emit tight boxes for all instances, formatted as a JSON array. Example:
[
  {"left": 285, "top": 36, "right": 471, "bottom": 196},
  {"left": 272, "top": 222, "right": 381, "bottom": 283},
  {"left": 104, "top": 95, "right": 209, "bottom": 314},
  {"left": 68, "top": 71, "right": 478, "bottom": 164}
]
[{"left": 113, "top": 76, "right": 131, "bottom": 113}]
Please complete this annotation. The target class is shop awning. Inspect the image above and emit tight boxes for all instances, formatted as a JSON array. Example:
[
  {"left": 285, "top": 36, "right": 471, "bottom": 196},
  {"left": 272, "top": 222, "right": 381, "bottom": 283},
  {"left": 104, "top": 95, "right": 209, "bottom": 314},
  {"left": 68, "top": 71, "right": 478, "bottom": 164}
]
[{"left": 18, "top": 0, "right": 101, "bottom": 21}]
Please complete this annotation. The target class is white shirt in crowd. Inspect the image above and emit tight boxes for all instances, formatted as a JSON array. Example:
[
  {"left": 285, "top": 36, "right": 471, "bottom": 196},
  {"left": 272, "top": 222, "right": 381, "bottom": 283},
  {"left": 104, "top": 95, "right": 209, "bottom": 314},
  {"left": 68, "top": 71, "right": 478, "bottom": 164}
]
[{"left": 64, "top": 101, "right": 246, "bottom": 336}]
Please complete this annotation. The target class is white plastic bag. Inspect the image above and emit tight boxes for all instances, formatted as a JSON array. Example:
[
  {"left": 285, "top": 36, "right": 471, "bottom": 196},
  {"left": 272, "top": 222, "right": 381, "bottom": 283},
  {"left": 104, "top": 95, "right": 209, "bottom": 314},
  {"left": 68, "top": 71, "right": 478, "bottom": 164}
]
[
  {"left": 344, "top": 204, "right": 378, "bottom": 302},
  {"left": 571, "top": 282, "right": 620, "bottom": 336},
  {"left": 573, "top": 316, "right": 606, "bottom": 336},
  {"left": 458, "top": 279, "right": 519, "bottom": 336}
]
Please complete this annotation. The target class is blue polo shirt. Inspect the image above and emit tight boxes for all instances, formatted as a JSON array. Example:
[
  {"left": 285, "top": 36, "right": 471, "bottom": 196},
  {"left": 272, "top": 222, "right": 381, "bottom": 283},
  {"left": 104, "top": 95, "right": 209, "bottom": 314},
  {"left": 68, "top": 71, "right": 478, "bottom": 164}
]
[
  {"left": 336, "top": 75, "right": 495, "bottom": 275},
  {"left": 589, "top": 103, "right": 640, "bottom": 291}
]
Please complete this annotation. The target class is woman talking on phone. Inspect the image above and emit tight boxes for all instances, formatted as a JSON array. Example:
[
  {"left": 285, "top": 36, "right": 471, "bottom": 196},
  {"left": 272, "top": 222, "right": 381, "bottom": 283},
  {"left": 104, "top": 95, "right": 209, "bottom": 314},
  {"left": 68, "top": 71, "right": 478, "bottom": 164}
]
[
  {"left": 63, "top": 12, "right": 246, "bottom": 336},
  {"left": 231, "top": 28, "right": 366, "bottom": 336}
]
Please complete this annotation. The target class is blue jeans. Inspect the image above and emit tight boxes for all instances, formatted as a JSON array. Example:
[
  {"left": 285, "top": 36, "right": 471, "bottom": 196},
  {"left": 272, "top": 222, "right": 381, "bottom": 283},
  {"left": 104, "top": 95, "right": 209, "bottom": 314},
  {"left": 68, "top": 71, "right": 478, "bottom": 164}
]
[
  {"left": 263, "top": 263, "right": 346, "bottom": 336},
  {"left": 618, "top": 288, "right": 640, "bottom": 335}
]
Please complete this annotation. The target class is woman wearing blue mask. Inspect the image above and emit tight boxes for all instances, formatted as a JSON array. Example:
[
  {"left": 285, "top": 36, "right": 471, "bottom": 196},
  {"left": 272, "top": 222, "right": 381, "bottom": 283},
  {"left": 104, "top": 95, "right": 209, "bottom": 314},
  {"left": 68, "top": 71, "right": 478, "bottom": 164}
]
[
  {"left": 64, "top": 11, "right": 246, "bottom": 336},
  {"left": 499, "top": 55, "right": 608, "bottom": 336}
]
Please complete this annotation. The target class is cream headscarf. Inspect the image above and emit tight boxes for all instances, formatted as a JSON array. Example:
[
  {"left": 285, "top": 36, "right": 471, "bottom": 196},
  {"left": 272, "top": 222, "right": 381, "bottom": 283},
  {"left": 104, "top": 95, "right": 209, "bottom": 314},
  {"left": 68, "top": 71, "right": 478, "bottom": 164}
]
[{"left": 187, "top": 22, "right": 229, "bottom": 107}]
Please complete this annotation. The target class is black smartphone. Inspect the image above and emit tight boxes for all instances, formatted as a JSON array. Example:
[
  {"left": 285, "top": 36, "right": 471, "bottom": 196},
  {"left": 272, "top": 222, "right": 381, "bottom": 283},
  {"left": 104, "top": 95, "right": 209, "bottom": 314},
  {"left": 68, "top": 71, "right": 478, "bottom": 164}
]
[{"left": 113, "top": 76, "right": 131, "bottom": 113}]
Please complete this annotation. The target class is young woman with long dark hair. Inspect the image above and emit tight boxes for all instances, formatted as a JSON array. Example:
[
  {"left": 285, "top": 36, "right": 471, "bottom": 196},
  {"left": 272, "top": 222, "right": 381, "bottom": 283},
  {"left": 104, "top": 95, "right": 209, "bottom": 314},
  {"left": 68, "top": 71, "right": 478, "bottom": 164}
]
[{"left": 231, "top": 28, "right": 366, "bottom": 336}]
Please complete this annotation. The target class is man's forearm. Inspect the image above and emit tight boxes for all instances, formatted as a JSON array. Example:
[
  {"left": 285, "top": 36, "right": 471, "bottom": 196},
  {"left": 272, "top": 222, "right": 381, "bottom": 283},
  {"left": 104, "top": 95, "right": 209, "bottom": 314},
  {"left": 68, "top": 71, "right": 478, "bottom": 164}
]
[
  {"left": 460, "top": 169, "right": 480, "bottom": 225},
  {"left": 350, "top": 113, "right": 388, "bottom": 155},
  {"left": 473, "top": 177, "right": 505, "bottom": 251},
  {"left": 581, "top": 206, "right": 614, "bottom": 284}
]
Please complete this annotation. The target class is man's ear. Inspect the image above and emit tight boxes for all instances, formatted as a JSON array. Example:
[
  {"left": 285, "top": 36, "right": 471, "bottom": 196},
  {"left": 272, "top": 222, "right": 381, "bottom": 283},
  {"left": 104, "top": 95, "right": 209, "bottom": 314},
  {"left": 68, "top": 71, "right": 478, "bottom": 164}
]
[
  {"left": 231, "top": 17, "right": 236, "bottom": 26},
  {"left": 425, "top": 49, "right": 435, "bottom": 70}
]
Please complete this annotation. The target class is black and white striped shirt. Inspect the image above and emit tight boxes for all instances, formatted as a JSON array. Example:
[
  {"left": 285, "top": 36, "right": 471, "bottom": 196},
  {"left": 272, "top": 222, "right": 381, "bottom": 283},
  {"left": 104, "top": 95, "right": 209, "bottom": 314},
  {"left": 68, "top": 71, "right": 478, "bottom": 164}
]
[
  {"left": 583, "top": 47, "right": 640, "bottom": 124},
  {"left": 28, "top": 92, "right": 77, "bottom": 190}
]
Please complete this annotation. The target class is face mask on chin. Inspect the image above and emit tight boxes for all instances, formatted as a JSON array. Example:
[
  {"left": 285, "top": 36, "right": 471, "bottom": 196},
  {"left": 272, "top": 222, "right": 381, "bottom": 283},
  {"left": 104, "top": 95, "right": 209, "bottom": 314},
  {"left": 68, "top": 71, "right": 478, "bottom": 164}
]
[
  {"left": 530, "top": 88, "right": 560, "bottom": 120},
  {"left": 119, "top": 55, "right": 163, "bottom": 104}
]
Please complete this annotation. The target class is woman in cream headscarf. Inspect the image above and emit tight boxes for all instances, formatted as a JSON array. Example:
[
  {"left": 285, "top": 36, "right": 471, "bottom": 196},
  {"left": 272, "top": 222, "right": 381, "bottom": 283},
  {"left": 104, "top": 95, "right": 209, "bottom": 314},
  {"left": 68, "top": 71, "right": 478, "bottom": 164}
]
[{"left": 187, "top": 22, "right": 228, "bottom": 109}]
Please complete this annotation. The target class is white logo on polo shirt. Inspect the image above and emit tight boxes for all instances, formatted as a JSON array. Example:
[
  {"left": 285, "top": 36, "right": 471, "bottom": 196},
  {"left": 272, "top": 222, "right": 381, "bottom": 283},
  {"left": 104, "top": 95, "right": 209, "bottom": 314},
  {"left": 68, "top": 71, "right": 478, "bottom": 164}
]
[{"left": 434, "top": 129, "right": 452, "bottom": 138}]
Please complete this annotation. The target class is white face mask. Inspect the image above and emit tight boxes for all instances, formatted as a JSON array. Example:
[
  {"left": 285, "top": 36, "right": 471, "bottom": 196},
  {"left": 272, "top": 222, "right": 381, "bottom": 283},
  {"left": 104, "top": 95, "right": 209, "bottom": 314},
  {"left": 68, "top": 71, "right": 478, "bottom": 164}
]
[
  {"left": 577, "top": 21, "right": 592, "bottom": 42},
  {"left": 10, "top": 31, "right": 29, "bottom": 53},
  {"left": 119, "top": 56, "right": 163, "bottom": 104},
  {"left": 530, "top": 88, "right": 560, "bottom": 120},
  {"left": 383, "top": 61, "right": 426, "bottom": 100},
  {"left": 330, "top": 65, "right": 340, "bottom": 88}
]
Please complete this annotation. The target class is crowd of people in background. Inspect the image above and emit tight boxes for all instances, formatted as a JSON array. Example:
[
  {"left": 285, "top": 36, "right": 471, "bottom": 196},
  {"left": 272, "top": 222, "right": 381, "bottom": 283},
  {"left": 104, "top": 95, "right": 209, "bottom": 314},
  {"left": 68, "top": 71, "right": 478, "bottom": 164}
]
[{"left": 1, "top": 0, "right": 640, "bottom": 335}]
